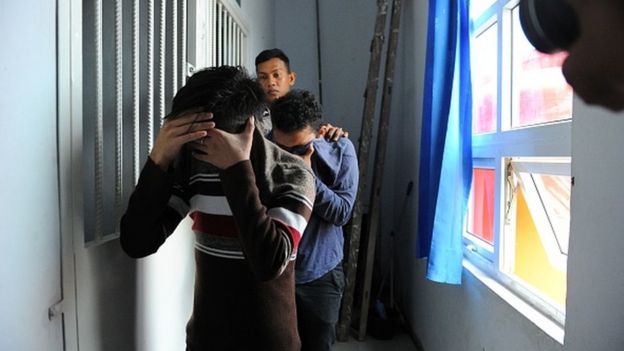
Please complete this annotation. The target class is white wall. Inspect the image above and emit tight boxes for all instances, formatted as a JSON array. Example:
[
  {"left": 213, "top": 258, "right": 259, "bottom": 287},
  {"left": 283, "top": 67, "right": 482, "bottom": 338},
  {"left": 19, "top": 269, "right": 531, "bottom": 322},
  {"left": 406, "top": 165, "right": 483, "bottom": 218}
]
[
  {"left": 564, "top": 104, "right": 624, "bottom": 350},
  {"left": 275, "top": 0, "right": 375, "bottom": 137},
  {"left": 0, "top": 1, "right": 64, "bottom": 350},
  {"left": 273, "top": 0, "right": 320, "bottom": 97},
  {"left": 242, "top": 0, "right": 277, "bottom": 70}
]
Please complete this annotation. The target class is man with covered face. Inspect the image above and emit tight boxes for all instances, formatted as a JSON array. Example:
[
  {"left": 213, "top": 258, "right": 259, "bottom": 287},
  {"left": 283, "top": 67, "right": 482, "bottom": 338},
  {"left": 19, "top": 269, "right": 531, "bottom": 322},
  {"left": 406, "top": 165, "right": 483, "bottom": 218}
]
[{"left": 120, "top": 66, "right": 315, "bottom": 350}]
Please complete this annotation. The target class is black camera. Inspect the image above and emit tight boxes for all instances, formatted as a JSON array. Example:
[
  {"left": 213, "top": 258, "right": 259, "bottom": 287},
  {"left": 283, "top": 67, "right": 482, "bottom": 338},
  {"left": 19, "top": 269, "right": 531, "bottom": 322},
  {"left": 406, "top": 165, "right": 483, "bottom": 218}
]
[{"left": 519, "top": 0, "right": 580, "bottom": 53}]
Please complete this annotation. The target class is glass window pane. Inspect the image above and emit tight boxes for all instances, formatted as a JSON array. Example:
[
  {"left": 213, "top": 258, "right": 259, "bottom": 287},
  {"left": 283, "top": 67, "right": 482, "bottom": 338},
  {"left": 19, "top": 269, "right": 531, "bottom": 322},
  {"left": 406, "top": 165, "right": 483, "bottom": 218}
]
[
  {"left": 472, "top": 24, "right": 498, "bottom": 134},
  {"left": 533, "top": 174, "right": 571, "bottom": 255},
  {"left": 511, "top": 187, "right": 567, "bottom": 308},
  {"left": 510, "top": 7, "right": 573, "bottom": 128},
  {"left": 502, "top": 160, "right": 571, "bottom": 311},
  {"left": 471, "top": 0, "right": 497, "bottom": 20},
  {"left": 467, "top": 168, "right": 495, "bottom": 244}
]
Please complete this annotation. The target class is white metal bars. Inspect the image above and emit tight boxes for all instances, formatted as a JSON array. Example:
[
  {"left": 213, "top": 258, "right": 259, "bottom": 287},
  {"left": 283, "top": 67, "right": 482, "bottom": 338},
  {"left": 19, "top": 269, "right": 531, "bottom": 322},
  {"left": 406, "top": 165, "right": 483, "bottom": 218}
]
[
  {"left": 215, "top": 0, "right": 245, "bottom": 66},
  {"left": 93, "top": 0, "right": 104, "bottom": 241},
  {"left": 188, "top": 0, "right": 246, "bottom": 71},
  {"left": 84, "top": 0, "right": 187, "bottom": 244}
]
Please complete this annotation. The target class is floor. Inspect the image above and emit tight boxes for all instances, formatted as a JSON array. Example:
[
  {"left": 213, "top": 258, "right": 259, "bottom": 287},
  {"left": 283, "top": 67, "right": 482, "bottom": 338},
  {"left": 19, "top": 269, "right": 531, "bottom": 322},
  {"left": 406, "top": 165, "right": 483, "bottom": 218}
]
[{"left": 334, "top": 332, "right": 418, "bottom": 351}]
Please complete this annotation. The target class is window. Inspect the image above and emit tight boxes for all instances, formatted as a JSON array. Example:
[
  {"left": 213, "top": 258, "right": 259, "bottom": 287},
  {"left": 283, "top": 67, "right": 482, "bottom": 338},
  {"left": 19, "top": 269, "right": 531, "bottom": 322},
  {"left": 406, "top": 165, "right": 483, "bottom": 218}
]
[
  {"left": 188, "top": 0, "right": 247, "bottom": 73},
  {"left": 465, "top": 0, "right": 573, "bottom": 335},
  {"left": 471, "top": 23, "right": 498, "bottom": 134},
  {"left": 82, "top": 0, "right": 187, "bottom": 244},
  {"left": 509, "top": 9, "right": 572, "bottom": 128},
  {"left": 504, "top": 158, "right": 570, "bottom": 310}
]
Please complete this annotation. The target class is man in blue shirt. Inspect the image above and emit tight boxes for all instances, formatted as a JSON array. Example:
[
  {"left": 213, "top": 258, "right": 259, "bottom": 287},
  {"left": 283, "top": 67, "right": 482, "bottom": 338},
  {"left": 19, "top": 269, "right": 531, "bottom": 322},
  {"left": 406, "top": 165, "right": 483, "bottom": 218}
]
[{"left": 270, "top": 90, "right": 359, "bottom": 350}]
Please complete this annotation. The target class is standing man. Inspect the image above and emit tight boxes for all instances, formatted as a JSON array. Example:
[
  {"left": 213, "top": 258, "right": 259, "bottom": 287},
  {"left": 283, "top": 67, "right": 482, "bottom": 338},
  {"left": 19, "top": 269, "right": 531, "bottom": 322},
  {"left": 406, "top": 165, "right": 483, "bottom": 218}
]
[
  {"left": 120, "top": 66, "right": 315, "bottom": 350},
  {"left": 271, "top": 90, "right": 359, "bottom": 350},
  {"left": 255, "top": 48, "right": 297, "bottom": 104},
  {"left": 255, "top": 48, "right": 348, "bottom": 140}
]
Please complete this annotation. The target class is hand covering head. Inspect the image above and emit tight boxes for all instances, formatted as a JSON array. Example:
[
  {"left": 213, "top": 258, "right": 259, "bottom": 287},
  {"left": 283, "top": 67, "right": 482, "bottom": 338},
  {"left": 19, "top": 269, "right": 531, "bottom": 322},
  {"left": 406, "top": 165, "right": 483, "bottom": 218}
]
[{"left": 169, "top": 65, "right": 270, "bottom": 134}]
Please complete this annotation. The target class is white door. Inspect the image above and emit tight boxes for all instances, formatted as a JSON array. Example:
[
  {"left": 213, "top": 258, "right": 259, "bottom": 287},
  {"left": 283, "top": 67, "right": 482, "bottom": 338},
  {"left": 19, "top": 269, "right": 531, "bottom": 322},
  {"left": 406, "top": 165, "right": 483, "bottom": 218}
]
[{"left": 0, "top": 0, "right": 65, "bottom": 350}]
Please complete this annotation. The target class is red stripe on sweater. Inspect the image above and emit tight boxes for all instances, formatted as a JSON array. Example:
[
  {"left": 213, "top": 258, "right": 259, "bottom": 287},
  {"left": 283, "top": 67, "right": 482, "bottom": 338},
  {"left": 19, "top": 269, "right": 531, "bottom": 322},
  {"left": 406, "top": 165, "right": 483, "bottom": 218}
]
[
  {"left": 190, "top": 212, "right": 238, "bottom": 237},
  {"left": 273, "top": 218, "right": 302, "bottom": 252}
]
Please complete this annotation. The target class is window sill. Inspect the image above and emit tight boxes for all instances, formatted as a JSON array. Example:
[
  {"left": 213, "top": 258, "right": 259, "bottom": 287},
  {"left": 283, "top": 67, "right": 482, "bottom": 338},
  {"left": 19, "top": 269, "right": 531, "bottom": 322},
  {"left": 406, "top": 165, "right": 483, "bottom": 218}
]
[{"left": 462, "top": 259, "right": 565, "bottom": 344}]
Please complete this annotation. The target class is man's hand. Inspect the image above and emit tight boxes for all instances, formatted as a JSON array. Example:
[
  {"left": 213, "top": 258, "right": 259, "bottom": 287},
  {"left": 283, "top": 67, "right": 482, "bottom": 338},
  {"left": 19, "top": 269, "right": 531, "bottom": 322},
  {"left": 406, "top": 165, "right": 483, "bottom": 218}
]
[
  {"left": 150, "top": 112, "right": 214, "bottom": 171},
  {"left": 319, "top": 123, "right": 349, "bottom": 141},
  {"left": 192, "top": 116, "right": 255, "bottom": 169},
  {"left": 299, "top": 143, "right": 315, "bottom": 168}
]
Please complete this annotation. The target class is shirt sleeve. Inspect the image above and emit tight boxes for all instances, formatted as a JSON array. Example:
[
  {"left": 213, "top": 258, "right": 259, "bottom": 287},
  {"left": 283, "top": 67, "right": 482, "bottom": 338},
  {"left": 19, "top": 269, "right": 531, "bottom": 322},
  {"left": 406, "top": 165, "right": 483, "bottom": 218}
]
[
  {"left": 219, "top": 160, "right": 314, "bottom": 281},
  {"left": 312, "top": 141, "right": 359, "bottom": 226},
  {"left": 119, "top": 157, "right": 188, "bottom": 258}
]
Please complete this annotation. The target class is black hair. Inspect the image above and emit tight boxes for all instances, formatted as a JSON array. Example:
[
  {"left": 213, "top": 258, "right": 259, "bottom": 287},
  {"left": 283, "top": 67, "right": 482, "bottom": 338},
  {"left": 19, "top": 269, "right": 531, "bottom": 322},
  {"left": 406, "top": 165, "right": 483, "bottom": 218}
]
[
  {"left": 255, "top": 48, "right": 291, "bottom": 72},
  {"left": 170, "top": 65, "right": 268, "bottom": 134},
  {"left": 270, "top": 90, "right": 323, "bottom": 133}
]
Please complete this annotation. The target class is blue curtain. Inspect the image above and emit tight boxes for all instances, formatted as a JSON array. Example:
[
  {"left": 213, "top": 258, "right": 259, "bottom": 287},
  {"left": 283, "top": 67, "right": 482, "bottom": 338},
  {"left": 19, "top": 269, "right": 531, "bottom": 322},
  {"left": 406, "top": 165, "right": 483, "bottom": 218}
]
[{"left": 416, "top": 0, "right": 472, "bottom": 284}]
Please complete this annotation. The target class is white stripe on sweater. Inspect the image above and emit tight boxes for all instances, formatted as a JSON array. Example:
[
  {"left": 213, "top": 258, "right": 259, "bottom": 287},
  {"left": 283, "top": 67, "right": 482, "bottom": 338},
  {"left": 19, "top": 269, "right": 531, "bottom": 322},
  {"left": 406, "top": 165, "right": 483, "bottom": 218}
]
[
  {"left": 194, "top": 243, "right": 245, "bottom": 259},
  {"left": 189, "top": 194, "right": 232, "bottom": 216},
  {"left": 189, "top": 172, "right": 220, "bottom": 185},
  {"left": 267, "top": 207, "right": 308, "bottom": 235}
]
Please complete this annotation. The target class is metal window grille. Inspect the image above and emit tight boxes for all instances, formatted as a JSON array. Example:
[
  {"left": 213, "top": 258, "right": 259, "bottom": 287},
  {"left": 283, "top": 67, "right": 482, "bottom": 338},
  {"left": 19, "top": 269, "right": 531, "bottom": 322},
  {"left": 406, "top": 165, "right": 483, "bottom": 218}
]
[
  {"left": 188, "top": 0, "right": 247, "bottom": 73},
  {"left": 82, "top": 0, "right": 187, "bottom": 244}
]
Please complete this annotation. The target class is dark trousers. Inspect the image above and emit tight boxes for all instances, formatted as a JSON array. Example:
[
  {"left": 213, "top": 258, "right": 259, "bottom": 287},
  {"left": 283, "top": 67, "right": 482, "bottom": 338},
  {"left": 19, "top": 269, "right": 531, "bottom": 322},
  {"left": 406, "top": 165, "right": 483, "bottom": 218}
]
[{"left": 295, "top": 264, "right": 345, "bottom": 351}]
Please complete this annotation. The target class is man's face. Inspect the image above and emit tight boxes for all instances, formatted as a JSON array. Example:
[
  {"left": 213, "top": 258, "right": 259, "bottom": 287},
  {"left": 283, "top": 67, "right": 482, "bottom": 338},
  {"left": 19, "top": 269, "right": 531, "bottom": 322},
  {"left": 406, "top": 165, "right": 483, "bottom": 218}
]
[
  {"left": 272, "top": 127, "right": 316, "bottom": 156},
  {"left": 256, "top": 58, "right": 296, "bottom": 103}
]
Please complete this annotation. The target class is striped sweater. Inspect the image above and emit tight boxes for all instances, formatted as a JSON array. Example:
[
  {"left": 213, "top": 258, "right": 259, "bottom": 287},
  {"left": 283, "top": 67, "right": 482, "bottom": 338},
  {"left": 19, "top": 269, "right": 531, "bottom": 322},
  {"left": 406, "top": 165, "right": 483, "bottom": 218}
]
[{"left": 120, "top": 129, "right": 315, "bottom": 350}]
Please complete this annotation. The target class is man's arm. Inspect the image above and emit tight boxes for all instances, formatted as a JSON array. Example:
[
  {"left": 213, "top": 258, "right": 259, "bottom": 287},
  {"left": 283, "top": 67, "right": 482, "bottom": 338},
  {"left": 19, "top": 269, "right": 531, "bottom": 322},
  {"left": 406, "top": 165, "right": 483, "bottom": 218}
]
[
  {"left": 312, "top": 140, "right": 359, "bottom": 226},
  {"left": 220, "top": 159, "right": 313, "bottom": 280},
  {"left": 120, "top": 157, "right": 187, "bottom": 258},
  {"left": 120, "top": 112, "right": 211, "bottom": 258}
]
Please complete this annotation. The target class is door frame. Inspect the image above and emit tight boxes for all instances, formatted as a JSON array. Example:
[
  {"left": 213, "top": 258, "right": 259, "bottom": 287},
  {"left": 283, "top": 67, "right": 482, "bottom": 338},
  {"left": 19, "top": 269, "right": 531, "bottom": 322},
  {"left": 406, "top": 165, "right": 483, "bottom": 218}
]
[{"left": 57, "top": 0, "right": 82, "bottom": 349}]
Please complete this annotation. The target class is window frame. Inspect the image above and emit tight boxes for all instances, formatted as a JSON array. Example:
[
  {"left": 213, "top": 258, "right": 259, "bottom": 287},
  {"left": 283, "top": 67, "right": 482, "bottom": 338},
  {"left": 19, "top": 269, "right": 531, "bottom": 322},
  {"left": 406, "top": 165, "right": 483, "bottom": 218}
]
[{"left": 465, "top": 0, "right": 572, "bottom": 335}]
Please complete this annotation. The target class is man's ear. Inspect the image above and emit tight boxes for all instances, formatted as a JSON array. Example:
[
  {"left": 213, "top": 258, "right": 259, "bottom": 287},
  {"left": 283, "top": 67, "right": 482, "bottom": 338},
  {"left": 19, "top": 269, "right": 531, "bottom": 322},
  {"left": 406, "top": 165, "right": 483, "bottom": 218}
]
[{"left": 289, "top": 71, "right": 297, "bottom": 87}]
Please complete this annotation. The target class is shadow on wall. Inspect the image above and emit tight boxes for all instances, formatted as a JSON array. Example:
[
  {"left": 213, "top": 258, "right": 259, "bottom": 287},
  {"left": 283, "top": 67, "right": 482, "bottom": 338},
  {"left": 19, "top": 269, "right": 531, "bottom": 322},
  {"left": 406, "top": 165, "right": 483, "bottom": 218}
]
[{"left": 78, "top": 239, "right": 137, "bottom": 351}]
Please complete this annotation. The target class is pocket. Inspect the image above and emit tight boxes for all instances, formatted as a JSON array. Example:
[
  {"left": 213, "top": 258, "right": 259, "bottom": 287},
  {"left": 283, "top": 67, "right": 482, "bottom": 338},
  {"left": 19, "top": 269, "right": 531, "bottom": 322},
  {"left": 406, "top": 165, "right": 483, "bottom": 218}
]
[{"left": 331, "top": 264, "right": 345, "bottom": 292}]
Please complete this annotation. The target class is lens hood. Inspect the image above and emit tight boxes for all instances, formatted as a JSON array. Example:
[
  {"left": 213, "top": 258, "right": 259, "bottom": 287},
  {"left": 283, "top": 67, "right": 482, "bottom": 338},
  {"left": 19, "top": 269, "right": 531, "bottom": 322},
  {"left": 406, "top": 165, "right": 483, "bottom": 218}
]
[{"left": 519, "top": 0, "right": 580, "bottom": 53}]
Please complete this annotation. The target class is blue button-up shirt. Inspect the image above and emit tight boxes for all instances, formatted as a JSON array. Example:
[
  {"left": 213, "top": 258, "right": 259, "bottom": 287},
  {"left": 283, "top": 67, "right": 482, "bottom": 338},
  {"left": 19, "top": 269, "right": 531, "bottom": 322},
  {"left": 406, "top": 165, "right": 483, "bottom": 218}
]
[{"left": 295, "top": 137, "right": 359, "bottom": 284}]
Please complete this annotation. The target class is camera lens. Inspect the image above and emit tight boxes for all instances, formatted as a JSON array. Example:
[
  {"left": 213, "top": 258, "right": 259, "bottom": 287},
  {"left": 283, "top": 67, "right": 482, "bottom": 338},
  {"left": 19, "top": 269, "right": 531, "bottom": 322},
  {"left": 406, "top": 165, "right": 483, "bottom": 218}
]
[{"left": 519, "top": 0, "right": 580, "bottom": 53}]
